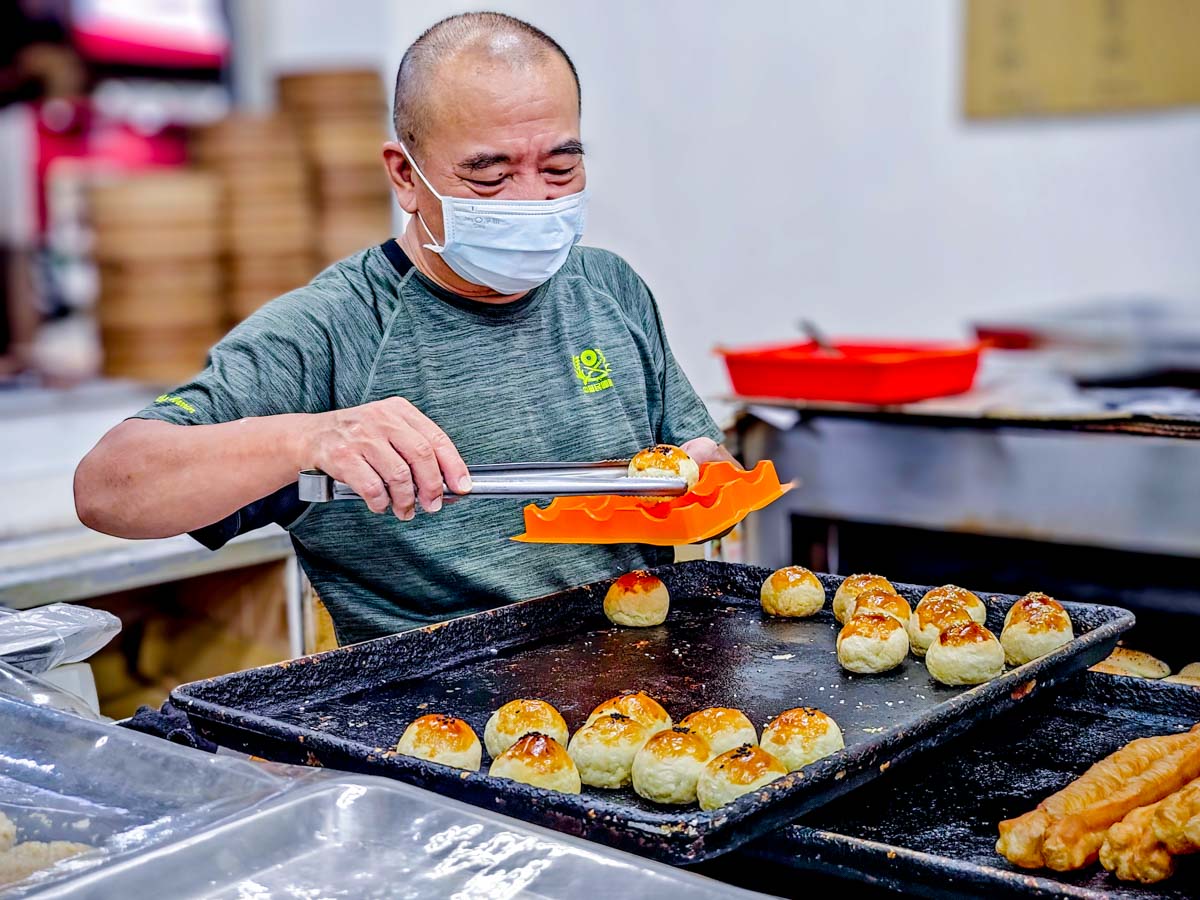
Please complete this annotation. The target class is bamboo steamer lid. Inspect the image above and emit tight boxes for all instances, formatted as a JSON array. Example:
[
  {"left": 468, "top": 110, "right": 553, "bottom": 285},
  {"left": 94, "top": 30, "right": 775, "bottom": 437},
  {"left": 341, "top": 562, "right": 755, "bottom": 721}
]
[
  {"left": 318, "top": 197, "right": 392, "bottom": 224},
  {"left": 101, "top": 324, "right": 223, "bottom": 383},
  {"left": 229, "top": 251, "right": 316, "bottom": 283},
  {"left": 315, "top": 166, "right": 389, "bottom": 203},
  {"left": 191, "top": 115, "right": 302, "bottom": 163},
  {"left": 278, "top": 69, "right": 385, "bottom": 108},
  {"left": 227, "top": 221, "right": 314, "bottom": 256},
  {"left": 93, "top": 222, "right": 223, "bottom": 262},
  {"left": 220, "top": 164, "right": 309, "bottom": 197},
  {"left": 89, "top": 170, "right": 222, "bottom": 226},
  {"left": 226, "top": 198, "right": 314, "bottom": 233},
  {"left": 97, "top": 291, "right": 222, "bottom": 330},
  {"left": 302, "top": 122, "right": 386, "bottom": 167},
  {"left": 98, "top": 259, "right": 222, "bottom": 298}
]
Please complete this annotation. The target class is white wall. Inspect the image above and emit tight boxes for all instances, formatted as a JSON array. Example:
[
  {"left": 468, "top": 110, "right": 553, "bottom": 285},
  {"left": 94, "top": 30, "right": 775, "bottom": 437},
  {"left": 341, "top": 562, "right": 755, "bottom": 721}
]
[{"left": 252, "top": 0, "right": 1200, "bottom": 403}]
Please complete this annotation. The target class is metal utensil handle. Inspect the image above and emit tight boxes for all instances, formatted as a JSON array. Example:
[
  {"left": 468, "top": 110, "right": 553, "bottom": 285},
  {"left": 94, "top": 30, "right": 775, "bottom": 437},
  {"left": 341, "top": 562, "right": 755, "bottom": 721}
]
[{"left": 296, "top": 469, "right": 687, "bottom": 503}]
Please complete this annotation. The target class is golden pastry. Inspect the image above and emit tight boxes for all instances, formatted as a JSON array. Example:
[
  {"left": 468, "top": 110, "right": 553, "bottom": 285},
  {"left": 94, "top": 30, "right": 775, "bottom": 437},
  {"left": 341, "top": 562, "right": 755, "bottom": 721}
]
[
  {"left": 837, "top": 613, "right": 909, "bottom": 674},
  {"left": 832, "top": 574, "right": 897, "bottom": 624},
  {"left": 631, "top": 726, "right": 711, "bottom": 805},
  {"left": 909, "top": 595, "right": 978, "bottom": 658},
  {"left": 1000, "top": 593, "right": 1073, "bottom": 666},
  {"left": 760, "top": 566, "right": 825, "bottom": 618},
  {"left": 760, "top": 707, "right": 844, "bottom": 771},
  {"left": 396, "top": 714, "right": 482, "bottom": 771},
  {"left": 585, "top": 691, "right": 672, "bottom": 733},
  {"left": 483, "top": 698, "right": 569, "bottom": 758},
  {"left": 924, "top": 622, "right": 1004, "bottom": 686},
  {"left": 679, "top": 707, "right": 758, "bottom": 757},
  {"left": 603, "top": 570, "right": 670, "bottom": 627},
  {"left": 627, "top": 444, "right": 700, "bottom": 489},
  {"left": 488, "top": 732, "right": 581, "bottom": 793},
  {"left": 697, "top": 744, "right": 788, "bottom": 811},
  {"left": 566, "top": 712, "right": 651, "bottom": 789},
  {"left": 847, "top": 588, "right": 912, "bottom": 627},
  {"left": 918, "top": 585, "right": 987, "bottom": 624}
]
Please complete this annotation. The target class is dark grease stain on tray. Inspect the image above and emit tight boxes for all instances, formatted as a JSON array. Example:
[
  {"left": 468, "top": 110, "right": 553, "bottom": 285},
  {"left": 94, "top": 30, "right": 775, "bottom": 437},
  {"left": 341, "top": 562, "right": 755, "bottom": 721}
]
[
  {"left": 747, "top": 675, "right": 1200, "bottom": 899},
  {"left": 172, "top": 561, "right": 1132, "bottom": 863}
]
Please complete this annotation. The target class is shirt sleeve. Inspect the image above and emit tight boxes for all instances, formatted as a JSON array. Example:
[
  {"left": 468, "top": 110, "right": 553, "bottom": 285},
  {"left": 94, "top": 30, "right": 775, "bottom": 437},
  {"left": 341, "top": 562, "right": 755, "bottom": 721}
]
[
  {"left": 614, "top": 260, "right": 723, "bottom": 447},
  {"left": 131, "top": 289, "right": 337, "bottom": 427}
]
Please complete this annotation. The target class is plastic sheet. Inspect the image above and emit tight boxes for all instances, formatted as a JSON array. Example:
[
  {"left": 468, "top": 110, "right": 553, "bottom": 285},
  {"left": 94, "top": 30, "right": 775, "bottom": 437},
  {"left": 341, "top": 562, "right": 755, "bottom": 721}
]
[
  {"left": 0, "top": 681, "right": 753, "bottom": 898},
  {"left": 0, "top": 687, "right": 294, "bottom": 895},
  {"left": 0, "top": 660, "right": 101, "bottom": 721},
  {"left": 0, "top": 605, "right": 120, "bottom": 675},
  {"left": 28, "top": 777, "right": 759, "bottom": 899}
]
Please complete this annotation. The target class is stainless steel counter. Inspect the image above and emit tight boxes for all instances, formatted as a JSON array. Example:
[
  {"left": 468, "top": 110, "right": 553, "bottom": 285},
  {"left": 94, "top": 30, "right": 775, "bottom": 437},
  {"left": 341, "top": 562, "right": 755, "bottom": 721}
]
[
  {"left": 0, "top": 526, "right": 294, "bottom": 610},
  {"left": 739, "top": 411, "right": 1200, "bottom": 569}
]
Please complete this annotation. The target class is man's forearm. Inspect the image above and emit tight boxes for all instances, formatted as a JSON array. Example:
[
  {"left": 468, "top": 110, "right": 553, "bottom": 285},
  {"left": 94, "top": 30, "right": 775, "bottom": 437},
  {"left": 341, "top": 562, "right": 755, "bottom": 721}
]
[{"left": 74, "top": 415, "right": 310, "bottom": 539}]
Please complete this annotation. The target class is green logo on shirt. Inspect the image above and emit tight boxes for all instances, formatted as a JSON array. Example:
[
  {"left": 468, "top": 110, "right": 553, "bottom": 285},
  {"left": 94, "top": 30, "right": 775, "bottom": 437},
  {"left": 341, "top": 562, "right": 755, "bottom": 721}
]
[
  {"left": 155, "top": 393, "right": 196, "bottom": 414},
  {"left": 572, "top": 347, "right": 614, "bottom": 393}
]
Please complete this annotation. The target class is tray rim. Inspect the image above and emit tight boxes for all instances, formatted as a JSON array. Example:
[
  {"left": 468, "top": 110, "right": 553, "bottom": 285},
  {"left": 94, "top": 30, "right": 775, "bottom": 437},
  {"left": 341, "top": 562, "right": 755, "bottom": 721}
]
[{"left": 170, "top": 561, "right": 1134, "bottom": 864}]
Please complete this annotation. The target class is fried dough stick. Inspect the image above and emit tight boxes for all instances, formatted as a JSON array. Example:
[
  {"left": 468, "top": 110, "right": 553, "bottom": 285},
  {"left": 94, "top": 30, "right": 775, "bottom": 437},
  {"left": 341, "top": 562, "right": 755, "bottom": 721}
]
[
  {"left": 1153, "top": 779, "right": 1200, "bottom": 855},
  {"left": 1043, "top": 731, "right": 1200, "bottom": 870},
  {"left": 1100, "top": 777, "right": 1200, "bottom": 883},
  {"left": 1100, "top": 801, "right": 1176, "bottom": 884},
  {"left": 996, "top": 728, "right": 1199, "bottom": 869}
]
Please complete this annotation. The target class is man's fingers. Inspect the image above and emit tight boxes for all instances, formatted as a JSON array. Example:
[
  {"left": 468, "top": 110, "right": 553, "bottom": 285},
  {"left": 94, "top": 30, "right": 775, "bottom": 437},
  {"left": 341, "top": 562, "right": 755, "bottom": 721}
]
[
  {"left": 397, "top": 404, "right": 471, "bottom": 494},
  {"left": 336, "top": 457, "right": 391, "bottom": 515},
  {"left": 362, "top": 443, "right": 417, "bottom": 520},
  {"left": 388, "top": 420, "right": 445, "bottom": 513}
]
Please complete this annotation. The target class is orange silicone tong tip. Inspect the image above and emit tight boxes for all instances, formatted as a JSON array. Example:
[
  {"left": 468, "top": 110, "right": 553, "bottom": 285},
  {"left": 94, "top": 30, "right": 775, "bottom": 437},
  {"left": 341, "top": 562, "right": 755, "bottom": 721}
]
[{"left": 512, "top": 460, "right": 792, "bottom": 545}]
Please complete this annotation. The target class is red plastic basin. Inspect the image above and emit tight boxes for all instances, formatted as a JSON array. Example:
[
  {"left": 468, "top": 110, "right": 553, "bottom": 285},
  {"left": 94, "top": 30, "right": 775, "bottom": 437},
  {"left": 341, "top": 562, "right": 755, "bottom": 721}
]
[{"left": 717, "top": 340, "right": 982, "bottom": 405}]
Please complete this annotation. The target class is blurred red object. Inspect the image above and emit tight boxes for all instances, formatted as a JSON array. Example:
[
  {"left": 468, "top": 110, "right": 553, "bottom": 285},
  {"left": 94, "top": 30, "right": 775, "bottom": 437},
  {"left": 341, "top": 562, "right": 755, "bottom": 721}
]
[
  {"left": 34, "top": 99, "right": 187, "bottom": 232},
  {"left": 717, "top": 340, "right": 982, "bottom": 405},
  {"left": 71, "top": 0, "right": 228, "bottom": 68},
  {"left": 974, "top": 327, "right": 1038, "bottom": 351}
]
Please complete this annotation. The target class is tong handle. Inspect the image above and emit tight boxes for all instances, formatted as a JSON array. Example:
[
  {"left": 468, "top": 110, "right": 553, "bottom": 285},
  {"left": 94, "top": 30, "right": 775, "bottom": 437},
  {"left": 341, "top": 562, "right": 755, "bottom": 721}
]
[
  {"left": 298, "top": 470, "right": 360, "bottom": 502},
  {"left": 296, "top": 466, "right": 686, "bottom": 503}
]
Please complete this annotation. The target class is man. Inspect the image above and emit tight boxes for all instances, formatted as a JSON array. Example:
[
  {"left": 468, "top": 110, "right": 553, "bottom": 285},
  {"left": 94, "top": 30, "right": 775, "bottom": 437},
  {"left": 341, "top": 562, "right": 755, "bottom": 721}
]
[{"left": 74, "top": 12, "right": 731, "bottom": 645}]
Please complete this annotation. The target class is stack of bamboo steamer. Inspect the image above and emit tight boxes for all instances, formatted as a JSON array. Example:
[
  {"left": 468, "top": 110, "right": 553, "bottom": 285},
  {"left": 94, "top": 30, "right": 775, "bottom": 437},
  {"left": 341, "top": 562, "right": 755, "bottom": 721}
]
[
  {"left": 278, "top": 68, "right": 392, "bottom": 265},
  {"left": 191, "top": 115, "right": 317, "bottom": 324},
  {"left": 90, "top": 171, "right": 223, "bottom": 383}
]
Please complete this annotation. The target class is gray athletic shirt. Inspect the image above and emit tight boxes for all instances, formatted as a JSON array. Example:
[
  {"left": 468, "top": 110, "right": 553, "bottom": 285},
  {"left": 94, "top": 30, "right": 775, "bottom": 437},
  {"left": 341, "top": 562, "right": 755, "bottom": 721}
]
[{"left": 134, "top": 242, "right": 721, "bottom": 644}]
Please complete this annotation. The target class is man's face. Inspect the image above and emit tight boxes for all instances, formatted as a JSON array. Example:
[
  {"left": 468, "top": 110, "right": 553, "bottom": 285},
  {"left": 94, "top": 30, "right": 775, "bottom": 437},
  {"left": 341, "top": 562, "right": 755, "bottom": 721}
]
[{"left": 387, "top": 50, "right": 584, "bottom": 246}]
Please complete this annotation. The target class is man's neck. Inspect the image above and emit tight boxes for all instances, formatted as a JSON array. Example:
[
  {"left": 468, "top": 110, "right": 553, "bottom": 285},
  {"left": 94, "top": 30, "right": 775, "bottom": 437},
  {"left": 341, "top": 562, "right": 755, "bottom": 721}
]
[{"left": 396, "top": 221, "right": 528, "bottom": 305}]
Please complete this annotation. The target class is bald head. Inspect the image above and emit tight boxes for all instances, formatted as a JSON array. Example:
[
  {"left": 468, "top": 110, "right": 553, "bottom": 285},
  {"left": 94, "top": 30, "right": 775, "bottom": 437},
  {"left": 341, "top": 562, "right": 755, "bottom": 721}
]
[{"left": 393, "top": 12, "right": 581, "bottom": 152}]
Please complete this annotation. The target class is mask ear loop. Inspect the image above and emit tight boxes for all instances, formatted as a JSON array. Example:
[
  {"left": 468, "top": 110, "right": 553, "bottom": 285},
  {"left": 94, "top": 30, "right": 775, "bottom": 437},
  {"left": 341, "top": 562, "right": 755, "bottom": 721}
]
[{"left": 399, "top": 142, "right": 448, "bottom": 252}]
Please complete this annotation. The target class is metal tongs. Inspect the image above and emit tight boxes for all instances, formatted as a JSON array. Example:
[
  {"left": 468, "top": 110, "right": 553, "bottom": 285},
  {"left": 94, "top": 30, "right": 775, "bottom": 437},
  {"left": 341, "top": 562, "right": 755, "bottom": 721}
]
[{"left": 297, "top": 460, "right": 689, "bottom": 503}]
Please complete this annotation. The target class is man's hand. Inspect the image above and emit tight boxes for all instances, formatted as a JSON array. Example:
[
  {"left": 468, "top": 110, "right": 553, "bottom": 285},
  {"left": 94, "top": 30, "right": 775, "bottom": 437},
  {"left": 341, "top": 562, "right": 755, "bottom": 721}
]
[
  {"left": 681, "top": 436, "right": 741, "bottom": 470},
  {"left": 300, "top": 398, "right": 471, "bottom": 519}
]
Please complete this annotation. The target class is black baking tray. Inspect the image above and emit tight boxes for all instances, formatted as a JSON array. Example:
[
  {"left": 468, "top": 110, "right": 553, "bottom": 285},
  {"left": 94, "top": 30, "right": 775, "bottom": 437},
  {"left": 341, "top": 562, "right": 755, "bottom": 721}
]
[
  {"left": 170, "top": 561, "right": 1132, "bottom": 864},
  {"left": 742, "top": 673, "right": 1200, "bottom": 899}
]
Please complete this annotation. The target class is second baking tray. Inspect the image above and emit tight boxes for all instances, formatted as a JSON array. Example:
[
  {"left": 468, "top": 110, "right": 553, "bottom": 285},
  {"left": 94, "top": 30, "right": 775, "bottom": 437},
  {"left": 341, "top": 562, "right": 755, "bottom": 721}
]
[
  {"left": 742, "top": 673, "right": 1200, "bottom": 899},
  {"left": 170, "top": 561, "right": 1131, "bottom": 864}
]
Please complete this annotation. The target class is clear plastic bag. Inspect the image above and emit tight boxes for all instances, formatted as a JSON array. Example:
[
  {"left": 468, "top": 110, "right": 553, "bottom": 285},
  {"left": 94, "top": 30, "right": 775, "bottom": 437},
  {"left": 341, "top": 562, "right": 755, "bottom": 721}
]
[
  {"left": 0, "top": 660, "right": 101, "bottom": 720},
  {"left": 0, "top": 674, "right": 754, "bottom": 899},
  {"left": 25, "top": 777, "right": 759, "bottom": 899},
  {"left": 0, "top": 605, "right": 120, "bottom": 675},
  {"left": 0, "top": 683, "right": 296, "bottom": 895}
]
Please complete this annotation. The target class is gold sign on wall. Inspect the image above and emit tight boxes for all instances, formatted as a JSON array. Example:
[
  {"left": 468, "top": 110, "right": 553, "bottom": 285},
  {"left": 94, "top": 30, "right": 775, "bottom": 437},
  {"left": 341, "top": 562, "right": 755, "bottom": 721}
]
[{"left": 964, "top": 0, "right": 1200, "bottom": 117}]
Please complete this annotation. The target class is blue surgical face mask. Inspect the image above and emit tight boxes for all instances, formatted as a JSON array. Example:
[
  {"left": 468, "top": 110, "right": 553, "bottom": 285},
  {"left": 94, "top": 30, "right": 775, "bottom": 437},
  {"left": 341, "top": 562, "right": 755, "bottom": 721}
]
[{"left": 401, "top": 143, "right": 588, "bottom": 295}]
